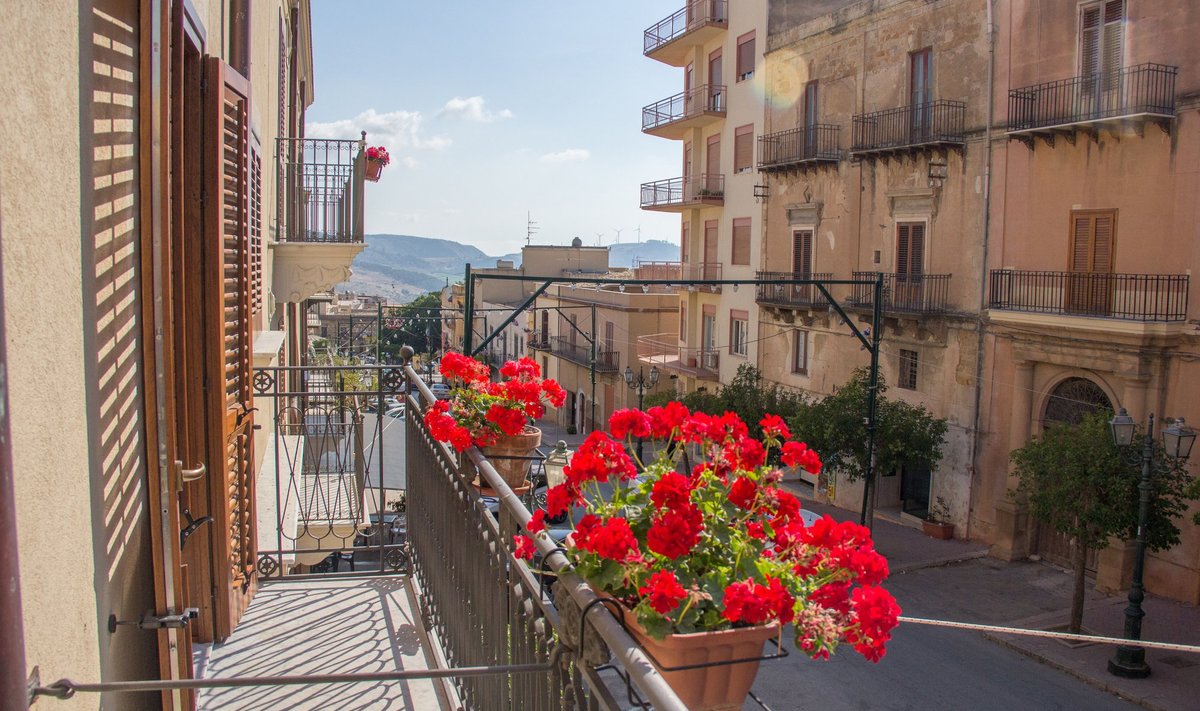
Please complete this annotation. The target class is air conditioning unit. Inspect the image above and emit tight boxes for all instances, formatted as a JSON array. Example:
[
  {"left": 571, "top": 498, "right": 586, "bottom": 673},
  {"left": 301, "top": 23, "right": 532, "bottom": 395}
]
[{"left": 702, "top": 351, "right": 719, "bottom": 369}]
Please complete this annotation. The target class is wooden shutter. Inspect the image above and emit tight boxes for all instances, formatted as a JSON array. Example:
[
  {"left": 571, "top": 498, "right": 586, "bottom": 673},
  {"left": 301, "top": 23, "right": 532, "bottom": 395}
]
[
  {"left": 680, "top": 302, "right": 687, "bottom": 340},
  {"left": 1081, "top": 6, "right": 1101, "bottom": 77},
  {"left": 897, "top": 223, "right": 925, "bottom": 276},
  {"left": 681, "top": 222, "right": 689, "bottom": 263},
  {"left": 736, "top": 32, "right": 755, "bottom": 79},
  {"left": 1102, "top": 1, "right": 1124, "bottom": 90},
  {"left": 792, "top": 230, "right": 813, "bottom": 274},
  {"left": 1082, "top": 2, "right": 1123, "bottom": 80},
  {"left": 203, "top": 57, "right": 257, "bottom": 640},
  {"left": 734, "top": 125, "right": 753, "bottom": 173},
  {"left": 249, "top": 142, "right": 262, "bottom": 315},
  {"left": 708, "top": 48, "right": 722, "bottom": 86},
  {"left": 1068, "top": 210, "right": 1116, "bottom": 314},
  {"left": 732, "top": 218, "right": 751, "bottom": 265}
]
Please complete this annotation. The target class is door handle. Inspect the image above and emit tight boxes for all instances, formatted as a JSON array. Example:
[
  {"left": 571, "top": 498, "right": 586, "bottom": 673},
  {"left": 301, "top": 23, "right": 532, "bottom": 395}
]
[{"left": 177, "top": 460, "right": 206, "bottom": 482}]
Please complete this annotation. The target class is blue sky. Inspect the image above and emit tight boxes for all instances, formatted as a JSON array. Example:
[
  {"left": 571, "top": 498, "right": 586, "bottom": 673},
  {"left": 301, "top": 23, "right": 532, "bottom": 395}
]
[{"left": 307, "top": 0, "right": 685, "bottom": 256}]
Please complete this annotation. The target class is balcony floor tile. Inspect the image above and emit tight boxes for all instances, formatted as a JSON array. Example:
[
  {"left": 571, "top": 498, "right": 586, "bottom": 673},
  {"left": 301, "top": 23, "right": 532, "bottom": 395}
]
[{"left": 195, "top": 576, "right": 445, "bottom": 710}]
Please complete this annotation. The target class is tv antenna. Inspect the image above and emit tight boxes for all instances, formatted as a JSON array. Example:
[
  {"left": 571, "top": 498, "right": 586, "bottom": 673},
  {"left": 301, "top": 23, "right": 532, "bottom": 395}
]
[
  {"left": 526, "top": 211, "right": 539, "bottom": 245},
  {"left": 613, "top": 227, "right": 623, "bottom": 244}
]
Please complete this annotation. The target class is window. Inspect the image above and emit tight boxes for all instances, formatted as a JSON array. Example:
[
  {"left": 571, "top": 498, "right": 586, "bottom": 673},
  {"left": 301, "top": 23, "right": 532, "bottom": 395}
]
[
  {"left": 736, "top": 31, "right": 755, "bottom": 81},
  {"left": 731, "top": 217, "right": 751, "bottom": 265},
  {"left": 899, "top": 349, "right": 919, "bottom": 390},
  {"left": 1081, "top": 1, "right": 1124, "bottom": 85},
  {"left": 681, "top": 222, "right": 689, "bottom": 263},
  {"left": 896, "top": 223, "right": 925, "bottom": 277},
  {"left": 734, "top": 124, "right": 754, "bottom": 173},
  {"left": 680, "top": 302, "right": 687, "bottom": 340},
  {"left": 730, "top": 311, "right": 748, "bottom": 356},
  {"left": 793, "top": 331, "right": 808, "bottom": 374},
  {"left": 910, "top": 48, "right": 932, "bottom": 139}
]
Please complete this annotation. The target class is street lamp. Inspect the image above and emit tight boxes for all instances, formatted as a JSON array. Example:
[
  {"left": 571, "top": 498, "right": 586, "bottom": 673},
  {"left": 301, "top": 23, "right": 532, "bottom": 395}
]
[
  {"left": 1106, "top": 408, "right": 1195, "bottom": 678},
  {"left": 425, "top": 360, "right": 434, "bottom": 386},
  {"left": 623, "top": 365, "right": 659, "bottom": 462}
]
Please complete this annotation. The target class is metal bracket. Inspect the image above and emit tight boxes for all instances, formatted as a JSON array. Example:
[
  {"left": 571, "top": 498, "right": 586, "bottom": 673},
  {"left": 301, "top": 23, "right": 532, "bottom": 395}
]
[
  {"left": 109, "top": 608, "right": 199, "bottom": 633},
  {"left": 27, "top": 665, "right": 43, "bottom": 704},
  {"left": 180, "top": 507, "right": 213, "bottom": 548}
]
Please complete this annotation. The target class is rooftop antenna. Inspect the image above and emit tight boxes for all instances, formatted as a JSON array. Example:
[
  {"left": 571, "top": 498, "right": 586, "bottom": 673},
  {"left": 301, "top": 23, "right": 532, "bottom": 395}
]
[
  {"left": 613, "top": 227, "right": 623, "bottom": 244},
  {"left": 526, "top": 211, "right": 539, "bottom": 245}
]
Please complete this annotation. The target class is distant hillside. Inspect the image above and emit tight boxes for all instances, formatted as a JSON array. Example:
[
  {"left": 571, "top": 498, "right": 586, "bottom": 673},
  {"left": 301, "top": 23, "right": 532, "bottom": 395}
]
[{"left": 338, "top": 234, "right": 680, "bottom": 303}]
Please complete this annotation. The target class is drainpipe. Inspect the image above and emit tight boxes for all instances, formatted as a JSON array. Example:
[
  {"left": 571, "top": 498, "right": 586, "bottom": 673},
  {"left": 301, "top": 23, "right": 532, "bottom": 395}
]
[{"left": 967, "top": 0, "right": 997, "bottom": 541}]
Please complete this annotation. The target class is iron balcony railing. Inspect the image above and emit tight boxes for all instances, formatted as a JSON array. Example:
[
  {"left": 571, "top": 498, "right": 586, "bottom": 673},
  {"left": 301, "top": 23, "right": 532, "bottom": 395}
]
[
  {"left": 549, "top": 335, "right": 620, "bottom": 371},
  {"left": 635, "top": 262, "right": 723, "bottom": 290},
  {"left": 755, "top": 271, "right": 834, "bottom": 307},
  {"left": 851, "top": 100, "right": 966, "bottom": 154},
  {"left": 758, "top": 125, "right": 841, "bottom": 169},
  {"left": 640, "top": 174, "right": 724, "bottom": 209},
  {"left": 644, "top": 0, "right": 728, "bottom": 55},
  {"left": 642, "top": 84, "right": 726, "bottom": 132},
  {"left": 636, "top": 333, "right": 720, "bottom": 378},
  {"left": 528, "top": 329, "right": 551, "bottom": 350},
  {"left": 1008, "top": 63, "right": 1178, "bottom": 133},
  {"left": 277, "top": 137, "right": 365, "bottom": 243},
  {"left": 850, "top": 271, "right": 952, "bottom": 314},
  {"left": 988, "top": 270, "right": 1189, "bottom": 322}
]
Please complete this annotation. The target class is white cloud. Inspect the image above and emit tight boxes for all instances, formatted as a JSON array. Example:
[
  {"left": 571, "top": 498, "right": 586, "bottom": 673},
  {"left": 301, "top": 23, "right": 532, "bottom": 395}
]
[
  {"left": 539, "top": 148, "right": 590, "bottom": 163},
  {"left": 306, "top": 108, "right": 451, "bottom": 153},
  {"left": 401, "top": 156, "right": 419, "bottom": 169},
  {"left": 438, "top": 96, "right": 514, "bottom": 123}
]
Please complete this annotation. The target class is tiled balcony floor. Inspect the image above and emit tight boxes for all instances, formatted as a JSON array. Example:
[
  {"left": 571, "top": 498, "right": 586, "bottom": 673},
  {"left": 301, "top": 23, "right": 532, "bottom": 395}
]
[{"left": 195, "top": 576, "right": 446, "bottom": 710}]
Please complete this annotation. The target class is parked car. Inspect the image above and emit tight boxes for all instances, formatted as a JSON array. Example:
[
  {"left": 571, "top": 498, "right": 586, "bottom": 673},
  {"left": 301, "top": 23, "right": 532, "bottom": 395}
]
[
  {"left": 429, "top": 382, "right": 451, "bottom": 400},
  {"left": 384, "top": 404, "right": 406, "bottom": 420}
]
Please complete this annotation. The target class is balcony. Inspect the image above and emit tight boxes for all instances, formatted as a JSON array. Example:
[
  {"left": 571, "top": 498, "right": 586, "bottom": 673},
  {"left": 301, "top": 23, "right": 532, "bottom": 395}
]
[
  {"left": 528, "top": 329, "right": 551, "bottom": 350},
  {"left": 849, "top": 272, "right": 952, "bottom": 315},
  {"left": 549, "top": 335, "right": 620, "bottom": 371},
  {"left": 755, "top": 272, "right": 834, "bottom": 309},
  {"left": 758, "top": 125, "right": 841, "bottom": 171},
  {"left": 637, "top": 333, "right": 720, "bottom": 379},
  {"left": 642, "top": 84, "right": 726, "bottom": 139},
  {"left": 1007, "top": 63, "right": 1177, "bottom": 145},
  {"left": 644, "top": 0, "right": 728, "bottom": 67},
  {"left": 988, "top": 270, "right": 1188, "bottom": 322},
  {"left": 851, "top": 100, "right": 966, "bottom": 157},
  {"left": 640, "top": 175, "right": 724, "bottom": 212},
  {"left": 272, "top": 137, "right": 368, "bottom": 303}
]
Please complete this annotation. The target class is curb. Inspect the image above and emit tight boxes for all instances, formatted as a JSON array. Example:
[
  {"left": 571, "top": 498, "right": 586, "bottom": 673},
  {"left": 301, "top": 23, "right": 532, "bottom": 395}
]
[{"left": 889, "top": 550, "right": 989, "bottom": 574}]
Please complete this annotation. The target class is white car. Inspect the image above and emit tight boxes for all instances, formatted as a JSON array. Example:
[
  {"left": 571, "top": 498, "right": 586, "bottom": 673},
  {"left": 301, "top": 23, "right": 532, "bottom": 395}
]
[
  {"left": 429, "top": 382, "right": 451, "bottom": 400},
  {"left": 384, "top": 404, "right": 406, "bottom": 420}
]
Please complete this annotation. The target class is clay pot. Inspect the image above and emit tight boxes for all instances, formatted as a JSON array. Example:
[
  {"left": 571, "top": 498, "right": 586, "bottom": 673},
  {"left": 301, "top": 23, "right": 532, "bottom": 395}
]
[
  {"left": 365, "top": 158, "right": 384, "bottom": 182},
  {"left": 480, "top": 426, "right": 542, "bottom": 489}
]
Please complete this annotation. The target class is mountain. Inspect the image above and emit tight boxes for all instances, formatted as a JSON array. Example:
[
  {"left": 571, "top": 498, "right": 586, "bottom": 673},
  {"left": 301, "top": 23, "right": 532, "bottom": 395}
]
[{"left": 337, "top": 234, "right": 680, "bottom": 302}]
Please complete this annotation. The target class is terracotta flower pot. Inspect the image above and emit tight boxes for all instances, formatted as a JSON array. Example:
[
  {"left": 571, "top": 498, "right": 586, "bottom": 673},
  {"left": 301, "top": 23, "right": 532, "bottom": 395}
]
[
  {"left": 365, "top": 158, "right": 384, "bottom": 182},
  {"left": 480, "top": 426, "right": 541, "bottom": 489},
  {"left": 621, "top": 609, "right": 779, "bottom": 711}
]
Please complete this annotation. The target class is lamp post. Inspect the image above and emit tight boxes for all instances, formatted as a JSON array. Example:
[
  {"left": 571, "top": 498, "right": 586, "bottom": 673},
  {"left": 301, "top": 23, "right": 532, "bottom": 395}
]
[
  {"left": 1106, "top": 408, "right": 1195, "bottom": 678},
  {"left": 623, "top": 365, "right": 659, "bottom": 462},
  {"left": 425, "top": 360, "right": 434, "bottom": 386}
]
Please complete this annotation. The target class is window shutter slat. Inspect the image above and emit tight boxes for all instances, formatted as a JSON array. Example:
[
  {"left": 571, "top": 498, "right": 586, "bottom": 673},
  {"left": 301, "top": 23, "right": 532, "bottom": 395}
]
[
  {"left": 897, "top": 224, "right": 910, "bottom": 276},
  {"left": 1071, "top": 216, "right": 1093, "bottom": 271},
  {"left": 910, "top": 224, "right": 925, "bottom": 275},
  {"left": 1093, "top": 215, "right": 1113, "bottom": 272},
  {"left": 1082, "top": 7, "right": 1101, "bottom": 76}
]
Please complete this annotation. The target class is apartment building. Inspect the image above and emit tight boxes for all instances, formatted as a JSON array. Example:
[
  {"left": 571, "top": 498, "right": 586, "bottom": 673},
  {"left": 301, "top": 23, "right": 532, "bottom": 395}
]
[
  {"left": 0, "top": 1, "right": 371, "bottom": 706},
  {"left": 980, "top": 0, "right": 1200, "bottom": 603},
  {"left": 639, "top": 0, "right": 768, "bottom": 395}
]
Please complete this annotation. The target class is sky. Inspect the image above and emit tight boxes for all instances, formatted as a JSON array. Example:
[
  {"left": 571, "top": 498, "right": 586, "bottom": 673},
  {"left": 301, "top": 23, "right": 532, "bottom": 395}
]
[{"left": 307, "top": 0, "right": 686, "bottom": 256}]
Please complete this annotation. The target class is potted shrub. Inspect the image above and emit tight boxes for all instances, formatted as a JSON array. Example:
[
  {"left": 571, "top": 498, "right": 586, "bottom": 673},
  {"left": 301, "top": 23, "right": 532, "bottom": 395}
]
[
  {"left": 424, "top": 352, "right": 566, "bottom": 489},
  {"left": 514, "top": 407, "right": 901, "bottom": 710},
  {"left": 922, "top": 496, "right": 954, "bottom": 540},
  {"left": 364, "top": 145, "right": 390, "bottom": 182}
]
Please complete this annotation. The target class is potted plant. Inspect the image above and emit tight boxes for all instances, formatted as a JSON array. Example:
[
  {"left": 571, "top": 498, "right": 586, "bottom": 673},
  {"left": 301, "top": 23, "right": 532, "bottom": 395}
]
[
  {"left": 364, "top": 145, "right": 390, "bottom": 182},
  {"left": 424, "top": 352, "right": 566, "bottom": 489},
  {"left": 922, "top": 496, "right": 954, "bottom": 540},
  {"left": 514, "top": 406, "right": 901, "bottom": 710}
]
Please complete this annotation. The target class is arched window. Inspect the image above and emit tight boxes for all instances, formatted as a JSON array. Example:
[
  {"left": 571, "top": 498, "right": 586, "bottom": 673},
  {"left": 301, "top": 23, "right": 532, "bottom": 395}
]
[{"left": 1042, "top": 377, "right": 1113, "bottom": 427}]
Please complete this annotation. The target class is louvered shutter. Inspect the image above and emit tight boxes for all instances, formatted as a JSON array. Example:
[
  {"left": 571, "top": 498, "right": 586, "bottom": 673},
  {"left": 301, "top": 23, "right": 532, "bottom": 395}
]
[
  {"left": 1093, "top": 214, "right": 1113, "bottom": 272},
  {"left": 1068, "top": 210, "right": 1116, "bottom": 314},
  {"left": 203, "top": 57, "right": 257, "bottom": 640},
  {"left": 1081, "top": 7, "right": 1101, "bottom": 77},
  {"left": 909, "top": 224, "right": 925, "bottom": 275},
  {"left": 249, "top": 142, "right": 263, "bottom": 315},
  {"left": 1071, "top": 215, "right": 1093, "bottom": 271},
  {"left": 792, "top": 230, "right": 812, "bottom": 274},
  {"left": 732, "top": 218, "right": 751, "bottom": 265},
  {"left": 1102, "top": 1, "right": 1124, "bottom": 91},
  {"left": 897, "top": 224, "right": 911, "bottom": 276}
]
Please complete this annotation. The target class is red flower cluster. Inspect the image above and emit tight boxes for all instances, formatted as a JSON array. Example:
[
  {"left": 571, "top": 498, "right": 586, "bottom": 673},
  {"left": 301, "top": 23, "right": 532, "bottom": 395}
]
[
  {"left": 638, "top": 570, "right": 688, "bottom": 614},
  {"left": 365, "top": 145, "right": 391, "bottom": 166},
  {"left": 423, "top": 353, "right": 566, "bottom": 451}
]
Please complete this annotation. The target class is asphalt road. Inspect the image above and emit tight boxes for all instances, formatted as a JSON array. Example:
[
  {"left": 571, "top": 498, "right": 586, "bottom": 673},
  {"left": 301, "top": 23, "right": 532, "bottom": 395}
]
[{"left": 362, "top": 412, "right": 408, "bottom": 492}]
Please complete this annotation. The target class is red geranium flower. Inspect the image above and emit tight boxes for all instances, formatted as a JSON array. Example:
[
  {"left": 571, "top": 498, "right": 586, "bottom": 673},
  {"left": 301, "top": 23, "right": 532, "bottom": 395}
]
[{"left": 638, "top": 570, "right": 688, "bottom": 614}]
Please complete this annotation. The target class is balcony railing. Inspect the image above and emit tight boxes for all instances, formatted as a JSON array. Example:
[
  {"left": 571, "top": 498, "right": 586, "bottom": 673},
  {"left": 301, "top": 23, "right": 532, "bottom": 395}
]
[
  {"left": 850, "top": 272, "right": 952, "bottom": 314},
  {"left": 758, "top": 125, "right": 841, "bottom": 170},
  {"left": 1008, "top": 63, "right": 1177, "bottom": 134},
  {"left": 644, "top": 0, "right": 728, "bottom": 57},
  {"left": 755, "top": 271, "right": 834, "bottom": 308},
  {"left": 528, "top": 329, "right": 551, "bottom": 350},
  {"left": 635, "top": 260, "right": 682, "bottom": 281},
  {"left": 642, "top": 84, "right": 726, "bottom": 135},
  {"left": 640, "top": 175, "right": 724, "bottom": 211},
  {"left": 637, "top": 333, "right": 720, "bottom": 378},
  {"left": 549, "top": 335, "right": 620, "bottom": 371},
  {"left": 988, "top": 270, "right": 1189, "bottom": 322},
  {"left": 277, "top": 137, "right": 365, "bottom": 243},
  {"left": 851, "top": 100, "right": 966, "bottom": 155}
]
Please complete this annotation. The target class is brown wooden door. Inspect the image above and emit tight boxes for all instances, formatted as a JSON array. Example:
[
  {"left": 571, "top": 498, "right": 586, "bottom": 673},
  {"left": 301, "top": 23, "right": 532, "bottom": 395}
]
[
  {"left": 1066, "top": 210, "right": 1115, "bottom": 315},
  {"left": 895, "top": 223, "right": 926, "bottom": 310}
]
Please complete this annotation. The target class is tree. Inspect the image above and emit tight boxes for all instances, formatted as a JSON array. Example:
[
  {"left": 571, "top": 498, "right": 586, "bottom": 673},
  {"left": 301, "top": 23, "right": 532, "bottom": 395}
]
[
  {"left": 1011, "top": 411, "right": 1195, "bottom": 633},
  {"left": 381, "top": 292, "right": 442, "bottom": 361}
]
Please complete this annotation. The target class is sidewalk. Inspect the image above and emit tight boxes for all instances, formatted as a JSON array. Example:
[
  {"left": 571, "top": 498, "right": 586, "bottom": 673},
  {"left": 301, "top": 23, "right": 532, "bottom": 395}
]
[{"left": 781, "top": 483, "right": 1200, "bottom": 711}]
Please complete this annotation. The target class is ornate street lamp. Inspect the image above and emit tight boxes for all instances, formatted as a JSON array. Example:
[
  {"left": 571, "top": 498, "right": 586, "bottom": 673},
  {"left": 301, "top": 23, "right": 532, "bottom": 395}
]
[
  {"left": 623, "top": 365, "right": 659, "bottom": 462},
  {"left": 543, "top": 440, "right": 573, "bottom": 490},
  {"left": 1106, "top": 409, "right": 1194, "bottom": 678}
]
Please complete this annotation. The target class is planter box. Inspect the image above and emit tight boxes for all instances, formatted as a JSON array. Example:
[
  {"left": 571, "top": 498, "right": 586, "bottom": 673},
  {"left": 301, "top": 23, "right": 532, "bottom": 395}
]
[{"left": 922, "top": 520, "right": 954, "bottom": 540}]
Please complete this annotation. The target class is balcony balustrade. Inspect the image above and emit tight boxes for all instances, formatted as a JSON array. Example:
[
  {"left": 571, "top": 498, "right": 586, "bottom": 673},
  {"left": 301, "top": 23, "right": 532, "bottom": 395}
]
[
  {"left": 642, "top": 84, "right": 726, "bottom": 139},
  {"left": 637, "top": 333, "right": 719, "bottom": 379},
  {"left": 644, "top": 0, "right": 728, "bottom": 66},
  {"left": 758, "top": 125, "right": 841, "bottom": 170},
  {"left": 549, "top": 335, "right": 620, "bottom": 371},
  {"left": 528, "top": 329, "right": 551, "bottom": 350},
  {"left": 850, "top": 272, "right": 952, "bottom": 314},
  {"left": 1007, "top": 63, "right": 1177, "bottom": 141},
  {"left": 755, "top": 271, "right": 834, "bottom": 308},
  {"left": 851, "top": 100, "right": 965, "bottom": 156},
  {"left": 988, "top": 269, "right": 1188, "bottom": 322},
  {"left": 640, "top": 175, "right": 724, "bottom": 212}
]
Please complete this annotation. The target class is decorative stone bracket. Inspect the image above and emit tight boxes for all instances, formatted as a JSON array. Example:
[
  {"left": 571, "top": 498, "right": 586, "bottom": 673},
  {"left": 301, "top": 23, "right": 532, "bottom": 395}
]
[{"left": 270, "top": 241, "right": 366, "bottom": 304}]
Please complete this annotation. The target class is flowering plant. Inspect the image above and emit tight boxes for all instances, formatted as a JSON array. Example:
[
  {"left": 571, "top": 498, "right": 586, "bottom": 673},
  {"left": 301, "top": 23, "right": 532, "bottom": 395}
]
[
  {"left": 515, "top": 404, "right": 901, "bottom": 662},
  {"left": 424, "top": 352, "right": 566, "bottom": 451},
  {"left": 365, "top": 145, "right": 390, "bottom": 166}
]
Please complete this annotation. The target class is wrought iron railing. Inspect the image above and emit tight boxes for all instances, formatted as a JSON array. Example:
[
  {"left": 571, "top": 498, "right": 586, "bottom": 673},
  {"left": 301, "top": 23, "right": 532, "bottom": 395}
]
[
  {"left": 850, "top": 272, "right": 952, "bottom": 314},
  {"left": 528, "top": 329, "right": 551, "bottom": 350},
  {"left": 636, "top": 334, "right": 720, "bottom": 378},
  {"left": 640, "top": 174, "right": 724, "bottom": 209},
  {"left": 755, "top": 272, "right": 834, "bottom": 307},
  {"left": 549, "top": 336, "right": 620, "bottom": 371},
  {"left": 1008, "top": 63, "right": 1178, "bottom": 133},
  {"left": 276, "top": 137, "right": 365, "bottom": 243},
  {"left": 642, "top": 84, "right": 726, "bottom": 131},
  {"left": 644, "top": 0, "right": 728, "bottom": 55},
  {"left": 988, "top": 270, "right": 1189, "bottom": 322},
  {"left": 758, "top": 125, "right": 841, "bottom": 169},
  {"left": 851, "top": 100, "right": 966, "bottom": 153},
  {"left": 404, "top": 370, "right": 687, "bottom": 709}
]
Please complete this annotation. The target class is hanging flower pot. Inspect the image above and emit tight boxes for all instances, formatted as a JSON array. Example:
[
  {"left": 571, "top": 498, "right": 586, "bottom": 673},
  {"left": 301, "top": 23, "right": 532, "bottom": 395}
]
[
  {"left": 480, "top": 425, "right": 542, "bottom": 489},
  {"left": 365, "top": 158, "right": 384, "bottom": 182},
  {"left": 363, "top": 145, "right": 390, "bottom": 182}
]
